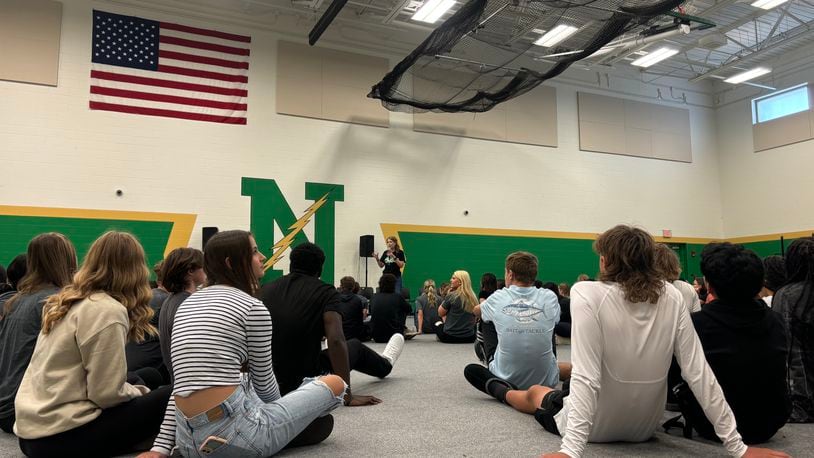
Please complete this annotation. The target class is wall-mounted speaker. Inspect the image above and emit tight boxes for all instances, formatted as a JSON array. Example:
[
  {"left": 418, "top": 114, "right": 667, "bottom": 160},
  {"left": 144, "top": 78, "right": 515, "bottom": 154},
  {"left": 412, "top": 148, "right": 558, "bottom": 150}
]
[
  {"left": 359, "top": 235, "right": 374, "bottom": 257},
  {"left": 202, "top": 227, "right": 219, "bottom": 249}
]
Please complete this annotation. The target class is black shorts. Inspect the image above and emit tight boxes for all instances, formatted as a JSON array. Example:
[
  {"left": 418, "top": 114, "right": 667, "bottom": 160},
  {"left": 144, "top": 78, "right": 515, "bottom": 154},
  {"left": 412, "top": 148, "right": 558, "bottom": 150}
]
[{"left": 534, "top": 389, "right": 568, "bottom": 435}]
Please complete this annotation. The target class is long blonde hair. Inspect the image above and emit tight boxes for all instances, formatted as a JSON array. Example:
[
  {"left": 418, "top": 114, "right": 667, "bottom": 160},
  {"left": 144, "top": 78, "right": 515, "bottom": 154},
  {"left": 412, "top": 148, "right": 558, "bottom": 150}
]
[
  {"left": 450, "top": 270, "right": 478, "bottom": 313},
  {"left": 42, "top": 231, "right": 155, "bottom": 342},
  {"left": 3, "top": 233, "right": 77, "bottom": 319},
  {"left": 423, "top": 279, "right": 438, "bottom": 308}
]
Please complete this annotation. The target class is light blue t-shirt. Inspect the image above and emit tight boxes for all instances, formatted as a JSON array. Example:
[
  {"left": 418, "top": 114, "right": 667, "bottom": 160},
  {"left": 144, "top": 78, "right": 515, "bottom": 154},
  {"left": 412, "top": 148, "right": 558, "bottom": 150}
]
[{"left": 480, "top": 285, "right": 560, "bottom": 389}]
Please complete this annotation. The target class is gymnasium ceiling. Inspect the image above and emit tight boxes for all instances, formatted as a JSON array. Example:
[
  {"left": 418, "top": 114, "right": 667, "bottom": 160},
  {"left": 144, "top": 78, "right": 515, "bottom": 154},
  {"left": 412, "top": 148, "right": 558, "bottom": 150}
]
[{"left": 111, "top": 0, "right": 814, "bottom": 89}]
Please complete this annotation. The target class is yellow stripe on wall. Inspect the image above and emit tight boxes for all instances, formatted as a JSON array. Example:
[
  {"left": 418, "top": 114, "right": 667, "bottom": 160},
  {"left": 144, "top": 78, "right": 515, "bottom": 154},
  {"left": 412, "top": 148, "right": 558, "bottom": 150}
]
[
  {"left": 380, "top": 223, "right": 721, "bottom": 244},
  {"left": 0, "top": 205, "right": 197, "bottom": 257}
]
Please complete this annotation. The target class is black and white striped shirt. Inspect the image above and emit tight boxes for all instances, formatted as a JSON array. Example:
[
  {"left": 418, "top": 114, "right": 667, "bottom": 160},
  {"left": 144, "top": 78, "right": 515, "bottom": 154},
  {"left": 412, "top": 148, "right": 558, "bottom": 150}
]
[{"left": 152, "top": 285, "right": 279, "bottom": 454}]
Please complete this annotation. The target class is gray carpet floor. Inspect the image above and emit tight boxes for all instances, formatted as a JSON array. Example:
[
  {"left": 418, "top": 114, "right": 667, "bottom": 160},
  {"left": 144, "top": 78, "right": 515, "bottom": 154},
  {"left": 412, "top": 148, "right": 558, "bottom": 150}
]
[{"left": 1, "top": 334, "right": 812, "bottom": 457}]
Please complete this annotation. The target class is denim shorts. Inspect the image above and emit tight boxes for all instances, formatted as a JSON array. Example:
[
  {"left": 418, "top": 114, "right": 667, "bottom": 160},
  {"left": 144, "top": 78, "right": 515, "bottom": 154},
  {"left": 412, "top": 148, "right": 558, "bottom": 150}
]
[{"left": 176, "top": 378, "right": 345, "bottom": 457}]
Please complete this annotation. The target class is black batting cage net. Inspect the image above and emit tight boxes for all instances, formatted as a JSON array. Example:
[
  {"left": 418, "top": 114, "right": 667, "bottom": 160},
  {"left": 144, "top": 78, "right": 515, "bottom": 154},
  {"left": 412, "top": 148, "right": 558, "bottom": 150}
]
[{"left": 368, "top": 0, "right": 687, "bottom": 113}]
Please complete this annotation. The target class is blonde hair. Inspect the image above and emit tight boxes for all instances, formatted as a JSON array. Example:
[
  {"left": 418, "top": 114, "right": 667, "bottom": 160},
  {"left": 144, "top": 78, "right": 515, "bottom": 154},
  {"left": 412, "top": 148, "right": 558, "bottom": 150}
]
[
  {"left": 423, "top": 279, "right": 438, "bottom": 308},
  {"left": 450, "top": 270, "right": 478, "bottom": 313},
  {"left": 42, "top": 231, "right": 155, "bottom": 342},
  {"left": 3, "top": 233, "right": 77, "bottom": 318}
]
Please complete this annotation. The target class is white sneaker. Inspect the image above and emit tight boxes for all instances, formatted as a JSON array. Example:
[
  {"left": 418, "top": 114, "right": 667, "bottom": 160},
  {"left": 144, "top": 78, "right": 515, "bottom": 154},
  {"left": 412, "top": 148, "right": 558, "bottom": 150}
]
[{"left": 381, "top": 333, "right": 405, "bottom": 366}]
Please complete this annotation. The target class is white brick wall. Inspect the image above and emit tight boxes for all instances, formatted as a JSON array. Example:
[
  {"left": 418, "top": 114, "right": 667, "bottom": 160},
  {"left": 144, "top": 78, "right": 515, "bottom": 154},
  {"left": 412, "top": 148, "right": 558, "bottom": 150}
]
[{"left": 0, "top": 0, "right": 727, "bottom": 281}]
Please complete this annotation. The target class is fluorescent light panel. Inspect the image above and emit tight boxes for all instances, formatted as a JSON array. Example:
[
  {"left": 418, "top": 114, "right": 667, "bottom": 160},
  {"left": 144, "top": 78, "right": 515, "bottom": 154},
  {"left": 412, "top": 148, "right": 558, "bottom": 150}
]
[
  {"left": 751, "top": 0, "right": 789, "bottom": 10},
  {"left": 724, "top": 67, "right": 772, "bottom": 84},
  {"left": 412, "top": 0, "right": 455, "bottom": 23},
  {"left": 534, "top": 24, "right": 578, "bottom": 47},
  {"left": 630, "top": 47, "right": 679, "bottom": 67}
]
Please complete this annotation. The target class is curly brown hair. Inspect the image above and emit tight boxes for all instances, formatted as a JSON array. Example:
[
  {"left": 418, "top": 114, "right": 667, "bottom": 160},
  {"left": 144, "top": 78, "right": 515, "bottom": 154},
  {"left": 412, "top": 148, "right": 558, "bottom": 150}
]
[
  {"left": 41, "top": 231, "right": 155, "bottom": 342},
  {"left": 594, "top": 225, "right": 663, "bottom": 304}
]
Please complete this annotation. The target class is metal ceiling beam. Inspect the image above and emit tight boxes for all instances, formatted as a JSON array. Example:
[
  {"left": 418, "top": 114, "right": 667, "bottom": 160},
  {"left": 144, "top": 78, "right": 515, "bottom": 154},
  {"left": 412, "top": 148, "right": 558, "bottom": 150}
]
[{"left": 689, "top": 20, "right": 814, "bottom": 82}]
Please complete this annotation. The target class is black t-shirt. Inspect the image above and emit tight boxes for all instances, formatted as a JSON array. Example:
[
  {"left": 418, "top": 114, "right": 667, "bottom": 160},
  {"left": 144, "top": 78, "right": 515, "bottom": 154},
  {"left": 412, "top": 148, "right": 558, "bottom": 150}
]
[
  {"left": 370, "top": 292, "right": 411, "bottom": 343},
  {"left": 125, "top": 287, "right": 168, "bottom": 374},
  {"left": 558, "top": 296, "right": 571, "bottom": 323},
  {"left": 379, "top": 250, "right": 405, "bottom": 277},
  {"left": 158, "top": 291, "right": 191, "bottom": 383},
  {"left": 336, "top": 292, "right": 366, "bottom": 341},
  {"left": 478, "top": 290, "right": 493, "bottom": 301},
  {"left": 260, "top": 273, "right": 342, "bottom": 395}
]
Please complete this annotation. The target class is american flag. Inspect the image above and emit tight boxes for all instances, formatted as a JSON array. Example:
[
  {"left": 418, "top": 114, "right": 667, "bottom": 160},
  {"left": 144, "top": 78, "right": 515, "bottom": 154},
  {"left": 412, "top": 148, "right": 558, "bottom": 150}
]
[{"left": 90, "top": 10, "right": 250, "bottom": 124}]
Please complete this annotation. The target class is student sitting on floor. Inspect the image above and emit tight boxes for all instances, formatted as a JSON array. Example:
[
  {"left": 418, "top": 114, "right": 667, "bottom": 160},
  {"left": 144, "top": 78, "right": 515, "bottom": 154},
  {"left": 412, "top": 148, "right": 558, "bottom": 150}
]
[
  {"left": 436, "top": 270, "right": 477, "bottom": 344},
  {"left": 464, "top": 251, "right": 564, "bottom": 394},
  {"left": 654, "top": 243, "right": 701, "bottom": 313},
  {"left": 416, "top": 279, "right": 441, "bottom": 335},
  {"left": 760, "top": 255, "right": 786, "bottom": 308},
  {"left": 667, "top": 242, "right": 789, "bottom": 445},
  {"left": 260, "top": 242, "right": 403, "bottom": 407},
  {"left": 157, "top": 247, "right": 205, "bottom": 383},
  {"left": 14, "top": 231, "right": 171, "bottom": 457},
  {"left": 126, "top": 260, "right": 171, "bottom": 383},
  {"left": 0, "top": 255, "right": 27, "bottom": 302},
  {"left": 370, "top": 274, "right": 411, "bottom": 343},
  {"left": 336, "top": 275, "right": 370, "bottom": 342},
  {"left": 484, "top": 225, "right": 788, "bottom": 458},
  {"left": 773, "top": 237, "right": 814, "bottom": 423},
  {"left": 543, "top": 282, "right": 571, "bottom": 339},
  {"left": 474, "top": 273, "right": 498, "bottom": 363},
  {"left": 0, "top": 233, "right": 77, "bottom": 434},
  {"left": 144, "top": 231, "right": 345, "bottom": 458}
]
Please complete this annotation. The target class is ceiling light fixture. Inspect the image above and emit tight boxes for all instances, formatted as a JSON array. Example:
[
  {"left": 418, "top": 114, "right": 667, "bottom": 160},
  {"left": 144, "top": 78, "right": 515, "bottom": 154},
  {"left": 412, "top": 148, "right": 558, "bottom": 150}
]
[
  {"left": 751, "top": 0, "right": 790, "bottom": 10},
  {"left": 412, "top": 0, "right": 456, "bottom": 23},
  {"left": 630, "top": 47, "right": 679, "bottom": 67},
  {"left": 534, "top": 24, "right": 579, "bottom": 48},
  {"left": 724, "top": 67, "right": 772, "bottom": 84}
]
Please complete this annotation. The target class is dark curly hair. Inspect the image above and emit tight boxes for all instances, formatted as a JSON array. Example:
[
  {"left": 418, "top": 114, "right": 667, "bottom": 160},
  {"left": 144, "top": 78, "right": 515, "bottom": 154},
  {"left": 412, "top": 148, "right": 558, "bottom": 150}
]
[
  {"left": 700, "top": 243, "right": 763, "bottom": 303},
  {"left": 763, "top": 255, "right": 787, "bottom": 293}
]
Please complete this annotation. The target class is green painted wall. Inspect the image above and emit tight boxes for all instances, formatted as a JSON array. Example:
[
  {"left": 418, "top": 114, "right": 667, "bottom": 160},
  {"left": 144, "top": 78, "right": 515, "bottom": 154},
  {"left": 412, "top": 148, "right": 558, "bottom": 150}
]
[
  {"left": 0, "top": 215, "right": 173, "bottom": 274},
  {"left": 394, "top": 233, "right": 797, "bottom": 302},
  {"left": 741, "top": 239, "right": 790, "bottom": 258},
  {"left": 398, "top": 231, "right": 600, "bottom": 303}
]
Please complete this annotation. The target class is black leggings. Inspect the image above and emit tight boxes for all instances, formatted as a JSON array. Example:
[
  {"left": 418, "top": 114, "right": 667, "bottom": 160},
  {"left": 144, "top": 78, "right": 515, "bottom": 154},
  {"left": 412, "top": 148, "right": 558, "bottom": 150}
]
[
  {"left": 320, "top": 338, "right": 393, "bottom": 379},
  {"left": 18, "top": 385, "right": 171, "bottom": 458},
  {"left": 0, "top": 415, "right": 13, "bottom": 434},
  {"left": 436, "top": 323, "right": 476, "bottom": 343}
]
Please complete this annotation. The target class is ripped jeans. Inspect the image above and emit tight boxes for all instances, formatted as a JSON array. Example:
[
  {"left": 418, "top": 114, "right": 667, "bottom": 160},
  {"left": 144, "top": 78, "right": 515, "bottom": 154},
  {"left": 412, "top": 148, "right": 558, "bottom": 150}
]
[{"left": 175, "top": 378, "right": 345, "bottom": 457}]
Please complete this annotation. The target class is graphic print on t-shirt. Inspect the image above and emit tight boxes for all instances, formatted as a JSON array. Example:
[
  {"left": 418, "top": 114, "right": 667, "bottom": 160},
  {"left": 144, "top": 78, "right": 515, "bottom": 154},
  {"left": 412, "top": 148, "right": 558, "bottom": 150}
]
[{"left": 501, "top": 298, "right": 547, "bottom": 323}]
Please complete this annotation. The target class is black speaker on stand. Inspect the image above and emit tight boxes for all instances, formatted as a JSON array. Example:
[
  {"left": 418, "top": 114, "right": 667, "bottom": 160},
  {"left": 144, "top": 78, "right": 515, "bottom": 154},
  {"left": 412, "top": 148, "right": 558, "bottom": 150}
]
[
  {"left": 359, "top": 235, "right": 374, "bottom": 289},
  {"left": 202, "top": 227, "right": 219, "bottom": 250}
]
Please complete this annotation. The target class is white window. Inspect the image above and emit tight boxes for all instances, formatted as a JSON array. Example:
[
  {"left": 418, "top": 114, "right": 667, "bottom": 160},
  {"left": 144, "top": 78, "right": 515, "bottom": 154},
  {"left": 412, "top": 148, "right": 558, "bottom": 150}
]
[{"left": 752, "top": 84, "right": 810, "bottom": 124}]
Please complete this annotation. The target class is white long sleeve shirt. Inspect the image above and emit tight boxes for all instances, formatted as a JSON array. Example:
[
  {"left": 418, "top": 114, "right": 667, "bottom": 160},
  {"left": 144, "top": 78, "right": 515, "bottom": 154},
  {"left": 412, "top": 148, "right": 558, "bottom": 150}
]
[{"left": 555, "top": 281, "right": 747, "bottom": 458}]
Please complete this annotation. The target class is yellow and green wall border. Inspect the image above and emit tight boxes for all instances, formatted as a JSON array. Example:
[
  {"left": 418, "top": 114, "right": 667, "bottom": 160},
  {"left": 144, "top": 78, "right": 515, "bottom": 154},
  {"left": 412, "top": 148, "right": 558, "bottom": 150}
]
[
  {"left": 0, "top": 205, "right": 196, "bottom": 272},
  {"left": 380, "top": 223, "right": 811, "bottom": 297}
]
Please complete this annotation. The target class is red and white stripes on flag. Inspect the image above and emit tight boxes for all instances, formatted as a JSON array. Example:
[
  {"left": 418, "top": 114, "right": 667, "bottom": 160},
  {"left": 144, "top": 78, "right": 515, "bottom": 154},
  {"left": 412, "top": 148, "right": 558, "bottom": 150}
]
[{"left": 89, "top": 11, "right": 250, "bottom": 124}]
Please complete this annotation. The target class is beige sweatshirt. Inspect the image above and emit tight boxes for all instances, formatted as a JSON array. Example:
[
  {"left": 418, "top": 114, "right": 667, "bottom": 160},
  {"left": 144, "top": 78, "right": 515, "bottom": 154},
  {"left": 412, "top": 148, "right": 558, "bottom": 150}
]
[{"left": 14, "top": 292, "right": 148, "bottom": 439}]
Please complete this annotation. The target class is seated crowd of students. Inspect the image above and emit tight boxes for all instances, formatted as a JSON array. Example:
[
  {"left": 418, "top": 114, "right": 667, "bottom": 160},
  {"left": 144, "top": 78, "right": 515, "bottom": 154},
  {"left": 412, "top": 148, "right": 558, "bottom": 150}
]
[{"left": 0, "top": 225, "right": 812, "bottom": 457}]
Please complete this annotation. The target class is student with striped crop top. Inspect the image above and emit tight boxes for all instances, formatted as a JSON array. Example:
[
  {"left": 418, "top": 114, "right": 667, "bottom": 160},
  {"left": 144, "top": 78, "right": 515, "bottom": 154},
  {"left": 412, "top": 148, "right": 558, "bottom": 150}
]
[{"left": 142, "top": 230, "right": 345, "bottom": 458}]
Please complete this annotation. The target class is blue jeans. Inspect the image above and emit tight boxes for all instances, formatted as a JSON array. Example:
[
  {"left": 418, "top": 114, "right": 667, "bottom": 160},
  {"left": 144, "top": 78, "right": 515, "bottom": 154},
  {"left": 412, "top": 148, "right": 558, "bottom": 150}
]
[
  {"left": 395, "top": 276, "right": 403, "bottom": 294},
  {"left": 176, "top": 378, "right": 344, "bottom": 457}
]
